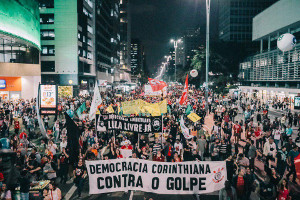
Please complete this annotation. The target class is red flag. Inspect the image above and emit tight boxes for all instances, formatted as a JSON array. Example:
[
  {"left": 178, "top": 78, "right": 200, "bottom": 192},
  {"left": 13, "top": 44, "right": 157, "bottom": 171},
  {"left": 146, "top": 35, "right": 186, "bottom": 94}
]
[
  {"left": 179, "top": 75, "right": 188, "bottom": 105},
  {"left": 148, "top": 78, "right": 167, "bottom": 92},
  {"left": 295, "top": 153, "right": 300, "bottom": 180}
]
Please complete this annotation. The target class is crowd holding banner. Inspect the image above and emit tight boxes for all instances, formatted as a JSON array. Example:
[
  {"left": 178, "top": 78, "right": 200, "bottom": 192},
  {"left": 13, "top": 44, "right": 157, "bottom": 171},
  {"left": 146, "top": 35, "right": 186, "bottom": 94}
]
[{"left": 86, "top": 159, "right": 226, "bottom": 194}]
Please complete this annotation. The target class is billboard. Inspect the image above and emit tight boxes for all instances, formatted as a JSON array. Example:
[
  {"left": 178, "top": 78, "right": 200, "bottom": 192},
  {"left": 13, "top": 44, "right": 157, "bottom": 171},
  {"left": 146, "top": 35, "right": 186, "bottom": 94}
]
[
  {"left": 0, "top": 0, "right": 40, "bottom": 49},
  {"left": 295, "top": 96, "right": 300, "bottom": 110},
  {"left": 40, "top": 85, "right": 57, "bottom": 115},
  {"left": 58, "top": 86, "right": 73, "bottom": 98}
]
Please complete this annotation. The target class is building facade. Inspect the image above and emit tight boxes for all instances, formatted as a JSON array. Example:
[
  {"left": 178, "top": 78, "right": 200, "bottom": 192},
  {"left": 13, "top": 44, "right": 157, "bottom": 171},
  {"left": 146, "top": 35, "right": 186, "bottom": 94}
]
[
  {"left": 119, "top": 0, "right": 131, "bottom": 82},
  {"left": 130, "top": 39, "right": 144, "bottom": 82},
  {"left": 39, "top": 0, "right": 96, "bottom": 95},
  {"left": 0, "top": 0, "right": 41, "bottom": 100},
  {"left": 239, "top": 0, "right": 300, "bottom": 104},
  {"left": 218, "top": 0, "right": 278, "bottom": 42}
]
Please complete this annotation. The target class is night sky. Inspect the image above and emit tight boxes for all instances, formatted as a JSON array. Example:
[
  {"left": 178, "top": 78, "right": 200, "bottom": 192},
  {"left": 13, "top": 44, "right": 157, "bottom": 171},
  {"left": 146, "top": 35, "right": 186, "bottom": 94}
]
[{"left": 130, "top": 0, "right": 210, "bottom": 72}]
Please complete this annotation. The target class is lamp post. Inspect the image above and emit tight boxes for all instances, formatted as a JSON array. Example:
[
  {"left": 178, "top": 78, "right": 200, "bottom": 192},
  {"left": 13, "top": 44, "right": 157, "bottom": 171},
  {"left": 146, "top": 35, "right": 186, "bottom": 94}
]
[
  {"left": 205, "top": 0, "right": 211, "bottom": 112},
  {"left": 170, "top": 39, "right": 182, "bottom": 82}
]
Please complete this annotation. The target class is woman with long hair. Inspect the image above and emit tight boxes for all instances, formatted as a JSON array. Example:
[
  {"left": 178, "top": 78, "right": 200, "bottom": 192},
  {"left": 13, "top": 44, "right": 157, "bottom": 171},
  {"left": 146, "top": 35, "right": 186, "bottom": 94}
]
[
  {"left": 48, "top": 181, "right": 62, "bottom": 200},
  {"left": 277, "top": 179, "right": 290, "bottom": 200}
]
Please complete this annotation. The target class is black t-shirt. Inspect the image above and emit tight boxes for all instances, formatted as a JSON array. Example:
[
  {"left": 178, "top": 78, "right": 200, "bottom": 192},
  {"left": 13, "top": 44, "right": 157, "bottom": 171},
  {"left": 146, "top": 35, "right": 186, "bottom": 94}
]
[{"left": 75, "top": 165, "right": 86, "bottom": 178}]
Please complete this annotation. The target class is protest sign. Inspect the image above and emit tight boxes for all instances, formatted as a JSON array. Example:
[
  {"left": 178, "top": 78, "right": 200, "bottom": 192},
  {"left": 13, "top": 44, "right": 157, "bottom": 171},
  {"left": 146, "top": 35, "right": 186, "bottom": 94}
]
[
  {"left": 187, "top": 113, "right": 201, "bottom": 122},
  {"left": 86, "top": 159, "right": 226, "bottom": 195},
  {"left": 97, "top": 114, "right": 162, "bottom": 133}
]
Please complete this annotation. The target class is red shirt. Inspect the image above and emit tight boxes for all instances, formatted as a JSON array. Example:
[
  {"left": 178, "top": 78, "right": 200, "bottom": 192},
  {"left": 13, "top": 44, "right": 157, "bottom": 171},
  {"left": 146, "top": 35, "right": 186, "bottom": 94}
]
[
  {"left": 278, "top": 188, "right": 289, "bottom": 200},
  {"left": 121, "top": 145, "right": 133, "bottom": 150},
  {"left": 233, "top": 124, "right": 241, "bottom": 133},
  {"left": 153, "top": 155, "right": 165, "bottom": 162},
  {"left": 236, "top": 176, "right": 244, "bottom": 196}
]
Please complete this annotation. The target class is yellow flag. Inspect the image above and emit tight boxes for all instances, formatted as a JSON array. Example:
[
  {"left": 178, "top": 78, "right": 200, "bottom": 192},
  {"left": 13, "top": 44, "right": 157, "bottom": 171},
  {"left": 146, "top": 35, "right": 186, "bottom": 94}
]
[
  {"left": 106, "top": 105, "right": 115, "bottom": 113},
  {"left": 158, "top": 99, "right": 167, "bottom": 114},
  {"left": 187, "top": 113, "right": 201, "bottom": 122}
]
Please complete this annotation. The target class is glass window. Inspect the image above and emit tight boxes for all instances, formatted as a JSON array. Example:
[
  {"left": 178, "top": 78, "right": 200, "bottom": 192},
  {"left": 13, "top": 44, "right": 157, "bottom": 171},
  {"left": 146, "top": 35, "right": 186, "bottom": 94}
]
[
  {"left": 39, "top": 0, "right": 54, "bottom": 8},
  {"left": 41, "top": 30, "right": 55, "bottom": 40},
  {"left": 40, "top": 14, "right": 54, "bottom": 24},
  {"left": 41, "top": 45, "right": 55, "bottom": 56},
  {"left": 41, "top": 61, "right": 55, "bottom": 72}
]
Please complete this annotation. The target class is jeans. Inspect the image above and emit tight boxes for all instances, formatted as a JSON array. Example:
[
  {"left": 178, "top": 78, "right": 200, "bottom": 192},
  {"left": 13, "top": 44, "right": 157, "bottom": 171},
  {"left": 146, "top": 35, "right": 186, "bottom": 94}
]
[
  {"left": 75, "top": 178, "right": 84, "bottom": 197},
  {"left": 20, "top": 192, "right": 29, "bottom": 200}
]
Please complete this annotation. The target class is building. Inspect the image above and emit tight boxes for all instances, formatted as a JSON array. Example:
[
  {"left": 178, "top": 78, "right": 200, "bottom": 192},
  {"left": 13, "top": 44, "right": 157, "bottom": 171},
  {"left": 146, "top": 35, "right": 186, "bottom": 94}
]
[
  {"left": 183, "top": 27, "right": 204, "bottom": 64},
  {"left": 218, "top": 0, "right": 278, "bottom": 42},
  {"left": 95, "top": 0, "right": 114, "bottom": 83},
  {"left": 39, "top": 0, "right": 96, "bottom": 95},
  {"left": 239, "top": 0, "right": 300, "bottom": 105},
  {"left": 130, "top": 39, "right": 144, "bottom": 82},
  {"left": 119, "top": 0, "right": 131, "bottom": 82},
  {"left": 0, "top": 0, "right": 41, "bottom": 100}
]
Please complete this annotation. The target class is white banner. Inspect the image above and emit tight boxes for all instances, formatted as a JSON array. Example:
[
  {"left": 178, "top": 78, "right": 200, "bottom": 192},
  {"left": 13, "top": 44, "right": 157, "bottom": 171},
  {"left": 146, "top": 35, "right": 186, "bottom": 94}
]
[
  {"left": 89, "top": 84, "right": 102, "bottom": 120},
  {"left": 86, "top": 159, "right": 226, "bottom": 195}
]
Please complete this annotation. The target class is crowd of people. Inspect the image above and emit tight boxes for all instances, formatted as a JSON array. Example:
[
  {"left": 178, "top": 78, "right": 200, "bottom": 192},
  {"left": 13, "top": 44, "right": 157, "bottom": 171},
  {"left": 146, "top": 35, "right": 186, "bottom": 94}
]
[{"left": 0, "top": 86, "right": 299, "bottom": 200}]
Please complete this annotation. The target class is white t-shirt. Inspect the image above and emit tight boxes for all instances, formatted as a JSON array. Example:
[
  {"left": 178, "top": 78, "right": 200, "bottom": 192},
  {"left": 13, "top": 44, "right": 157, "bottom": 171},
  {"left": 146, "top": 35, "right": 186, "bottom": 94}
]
[
  {"left": 60, "top": 141, "right": 67, "bottom": 152},
  {"left": 174, "top": 143, "right": 183, "bottom": 154}
]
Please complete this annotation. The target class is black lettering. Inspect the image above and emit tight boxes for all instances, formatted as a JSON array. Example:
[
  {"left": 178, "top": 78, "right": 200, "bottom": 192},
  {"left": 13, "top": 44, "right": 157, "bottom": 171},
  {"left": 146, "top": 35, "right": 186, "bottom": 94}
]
[
  {"left": 116, "top": 163, "right": 121, "bottom": 172},
  {"left": 152, "top": 164, "right": 157, "bottom": 173},
  {"left": 105, "top": 177, "right": 112, "bottom": 189},
  {"left": 142, "top": 164, "right": 148, "bottom": 173},
  {"left": 152, "top": 177, "right": 159, "bottom": 190},
  {"left": 90, "top": 165, "right": 95, "bottom": 174},
  {"left": 136, "top": 176, "right": 143, "bottom": 188},
  {"left": 128, "top": 162, "right": 132, "bottom": 171},
  {"left": 166, "top": 177, "right": 174, "bottom": 190},
  {"left": 157, "top": 165, "right": 162, "bottom": 174},
  {"left": 163, "top": 165, "right": 168, "bottom": 174},
  {"left": 205, "top": 165, "right": 211, "bottom": 174},
  {"left": 175, "top": 177, "right": 182, "bottom": 190},
  {"left": 199, "top": 164, "right": 204, "bottom": 174},
  {"left": 128, "top": 174, "right": 135, "bottom": 186},
  {"left": 122, "top": 174, "right": 128, "bottom": 187},
  {"left": 190, "top": 178, "right": 198, "bottom": 190},
  {"left": 133, "top": 162, "right": 138, "bottom": 172},
  {"left": 96, "top": 164, "right": 101, "bottom": 174},
  {"left": 182, "top": 177, "right": 189, "bottom": 191},
  {"left": 199, "top": 178, "right": 206, "bottom": 190},
  {"left": 97, "top": 177, "right": 104, "bottom": 189},
  {"left": 183, "top": 165, "right": 189, "bottom": 174},
  {"left": 109, "top": 163, "right": 115, "bottom": 172},
  {"left": 172, "top": 165, "right": 177, "bottom": 173},
  {"left": 178, "top": 164, "right": 182, "bottom": 174},
  {"left": 102, "top": 164, "right": 109, "bottom": 173},
  {"left": 113, "top": 175, "right": 121, "bottom": 188},
  {"left": 122, "top": 162, "right": 127, "bottom": 171},
  {"left": 193, "top": 164, "right": 199, "bottom": 174}
]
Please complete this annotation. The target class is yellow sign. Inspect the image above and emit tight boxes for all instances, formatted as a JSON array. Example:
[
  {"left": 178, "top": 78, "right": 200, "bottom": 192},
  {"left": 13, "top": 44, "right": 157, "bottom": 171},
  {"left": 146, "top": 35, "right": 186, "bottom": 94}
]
[
  {"left": 187, "top": 113, "right": 201, "bottom": 122},
  {"left": 121, "top": 99, "right": 167, "bottom": 116}
]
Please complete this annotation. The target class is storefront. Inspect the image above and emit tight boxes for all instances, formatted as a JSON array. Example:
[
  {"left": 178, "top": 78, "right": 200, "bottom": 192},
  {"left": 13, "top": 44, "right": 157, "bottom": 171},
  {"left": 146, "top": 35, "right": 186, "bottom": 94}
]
[{"left": 0, "top": 76, "right": 40, "bottom": 101}]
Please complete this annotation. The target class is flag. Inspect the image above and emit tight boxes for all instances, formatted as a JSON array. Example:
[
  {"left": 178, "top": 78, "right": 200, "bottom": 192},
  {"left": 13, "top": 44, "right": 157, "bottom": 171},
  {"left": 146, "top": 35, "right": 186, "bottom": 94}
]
[
  {"left": 89, "top": 83, "right": 102, "bottom": 120},
  {"left": 76, "top": 102, "right": 86, "bottom": 118},
  {"left": 167, "top": 105, "right": 171, "bottom": 114},
  {"left": 65, "top": 112, "right": 81, "bottom": 164},
  {"left": 117, "top": 103, "right": 123, "bottom": 115},
  {"left": 106, "top": 105, "right": 115, "bottom": 113},
  {"left": 185, "top": 104, "right": 193, "bottom": 115},
  {"left": 295, "top": 154, "right": 300, "bottom": 180},
  {"left": 66, "top": 109, "right": 74, "bottom": 118},
  {"left": 187, "top": 113, "right": 201, "bottom": 122},
  {"left": 180, "top": 116, "right": 193, "bottom": 139},
  {"left": 148, "top": 78, "right": 167, "bottom": 92},
  {"left": 179, "top": 74, "right": 188, "bottom": 105}
]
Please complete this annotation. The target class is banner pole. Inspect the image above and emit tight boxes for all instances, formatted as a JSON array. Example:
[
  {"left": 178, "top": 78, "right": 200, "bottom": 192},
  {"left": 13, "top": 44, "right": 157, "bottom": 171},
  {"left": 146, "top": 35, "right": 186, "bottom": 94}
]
[
  {"left": 161, "top": 114, "right": 164, "bottom": 145},
  {"left": 138, "top": 133, "right": 140, "bottom": 149}
]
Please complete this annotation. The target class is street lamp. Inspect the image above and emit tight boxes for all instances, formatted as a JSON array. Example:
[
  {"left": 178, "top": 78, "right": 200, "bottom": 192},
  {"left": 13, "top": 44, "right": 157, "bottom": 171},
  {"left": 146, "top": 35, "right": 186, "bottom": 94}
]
[
  {"left": 170, "top": 39, "right": 182, "bottom": 82},
  {"left": 205, "top": 0, "right": 211, "bottom": 112}
]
